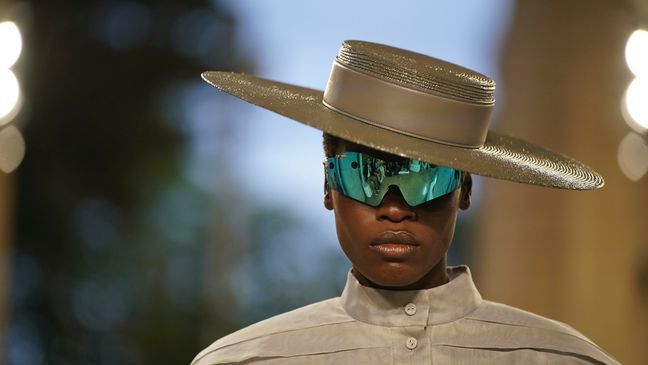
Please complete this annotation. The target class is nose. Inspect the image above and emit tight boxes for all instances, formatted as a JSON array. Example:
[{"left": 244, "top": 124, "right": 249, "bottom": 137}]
[{"left": 376, "top": 186, "right": 417, "bottom": 222}]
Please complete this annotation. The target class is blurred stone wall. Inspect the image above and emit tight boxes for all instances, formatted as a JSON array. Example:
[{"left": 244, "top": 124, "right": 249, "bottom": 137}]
[{"left": 475, "top": 1, "right": 647, "bottom": 364}]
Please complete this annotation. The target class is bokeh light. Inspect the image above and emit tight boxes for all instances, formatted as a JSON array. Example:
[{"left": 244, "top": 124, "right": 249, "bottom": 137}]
[
  {"left": 0, "top": 68, "right": 20, "bottom": 122},
  {"left": 0, "top": 125, "right": 26, "bottom": 173},
  {"left": 623, "top": 77, "right": 648, "bottom": 131},
  {"left": 617, "top": 132, "right": 648, "bottom": 182},
  {"left": 625, "top": 29, "right": 648, "bottom": 77},
  {"left": 0, "top": 21, "right": 22, "bottom": 69}
]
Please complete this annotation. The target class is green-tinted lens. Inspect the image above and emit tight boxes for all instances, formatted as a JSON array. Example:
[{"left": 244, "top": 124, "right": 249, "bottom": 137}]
[{"left": 327, "top": 151, "right": 462, "bottom": 207}]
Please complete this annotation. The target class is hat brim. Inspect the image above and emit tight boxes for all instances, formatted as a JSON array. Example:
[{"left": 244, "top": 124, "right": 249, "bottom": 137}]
[{"left": 202, "top": 71, "right": 604, "bottom": 190}]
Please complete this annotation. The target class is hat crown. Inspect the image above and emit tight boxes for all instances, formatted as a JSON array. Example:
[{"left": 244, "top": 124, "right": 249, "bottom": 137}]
[{"left": 336, "top": 40, "right": 496, "bottom": 105}]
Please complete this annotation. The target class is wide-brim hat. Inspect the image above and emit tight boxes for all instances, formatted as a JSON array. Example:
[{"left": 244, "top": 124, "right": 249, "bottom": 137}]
[{"left": 202, "top": 40, "right": 603, "bottom": 190}]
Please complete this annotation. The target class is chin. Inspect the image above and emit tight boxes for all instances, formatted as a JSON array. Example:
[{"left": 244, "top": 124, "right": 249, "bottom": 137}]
[{"left": 367, "top": 264, "right": 423, "bottom": 289}]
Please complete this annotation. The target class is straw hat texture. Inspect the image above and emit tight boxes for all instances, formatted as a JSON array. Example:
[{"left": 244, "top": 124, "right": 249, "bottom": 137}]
[{"left": 202, "top": 40, "right": 603, "bottom": 190}]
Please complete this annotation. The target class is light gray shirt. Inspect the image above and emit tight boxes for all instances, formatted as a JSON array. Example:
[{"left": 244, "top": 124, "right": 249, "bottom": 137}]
[{"left": 192, "top": 266, "right": 619, "bottom": 364}]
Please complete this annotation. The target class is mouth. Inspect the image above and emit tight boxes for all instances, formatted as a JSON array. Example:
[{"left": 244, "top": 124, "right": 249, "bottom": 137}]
[{"left": 370, "top": 231, "right": 420, "bottom": 260}]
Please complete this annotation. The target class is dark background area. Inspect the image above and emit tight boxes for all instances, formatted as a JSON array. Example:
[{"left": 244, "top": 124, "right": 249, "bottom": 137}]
[{"left": 4, "top": 1, "right": 294, "bottom": 364}]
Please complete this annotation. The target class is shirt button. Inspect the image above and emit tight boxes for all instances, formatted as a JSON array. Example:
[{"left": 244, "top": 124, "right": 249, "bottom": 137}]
[
  {"left": 404, "top": 303, "right": 417, "bottom": 316},
  {"left": 406, "top": 337, "right": 418, "bottom": 350}
]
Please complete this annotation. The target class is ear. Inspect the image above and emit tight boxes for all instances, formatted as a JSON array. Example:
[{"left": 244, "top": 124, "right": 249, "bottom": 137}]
[
  {"left": 324, "top": 169, "right": 333, "bottom": 211},
  {"left": 459, "top": 173, "right": 472, "bottom": 210}
]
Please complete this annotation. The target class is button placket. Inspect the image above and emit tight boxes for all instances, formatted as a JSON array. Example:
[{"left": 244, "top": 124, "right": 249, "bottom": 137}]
[{"left": 392, "top": 327, "right": 428, "bottom": 363}]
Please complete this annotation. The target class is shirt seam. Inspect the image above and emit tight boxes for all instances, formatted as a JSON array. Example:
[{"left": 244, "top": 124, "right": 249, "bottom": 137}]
[
  {"left": 208, "top": 346, "right": 390, "bottom": 365},
  {"left": 192, "top": 318, "right": 357, "bottom": 365},
  {"left": 434, "top": 344, "right": 610, "bottom": 365},
  {"left": 461, "top": 317, "right": 606, "bottom": 352}
]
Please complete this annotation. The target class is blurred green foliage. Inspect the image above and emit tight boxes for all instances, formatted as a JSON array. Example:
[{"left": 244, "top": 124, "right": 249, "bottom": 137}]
[{"left": 9, "top": 1, "right": 250, "bottom": 364}]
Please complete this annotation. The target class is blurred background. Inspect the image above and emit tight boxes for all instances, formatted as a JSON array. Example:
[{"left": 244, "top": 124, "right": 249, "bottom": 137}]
[{"left": 0, "top": 0, "right": 646, "bottom": 364}]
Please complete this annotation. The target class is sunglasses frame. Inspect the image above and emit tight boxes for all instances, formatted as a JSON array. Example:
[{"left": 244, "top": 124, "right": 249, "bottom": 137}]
[{"left": 325, "top": 151, "right": 463, "bottom": 207}]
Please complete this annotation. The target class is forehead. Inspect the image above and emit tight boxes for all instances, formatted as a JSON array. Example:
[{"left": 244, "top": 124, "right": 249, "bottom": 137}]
[{"left": 336, "top": 139, "right": 407, "bottom": 162}]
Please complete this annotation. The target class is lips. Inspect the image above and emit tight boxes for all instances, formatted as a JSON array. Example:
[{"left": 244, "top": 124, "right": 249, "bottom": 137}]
[{"left": 370, "top": 231, "right": 420, "bottom": 259}]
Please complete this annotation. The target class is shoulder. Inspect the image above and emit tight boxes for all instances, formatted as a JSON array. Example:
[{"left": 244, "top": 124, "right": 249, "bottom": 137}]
[
  {"left": 191, "top": 297, "right": 354, "bottom": 365},
  {"left": 455, "top": 300, "right": 620, "bottom": 364},
  {"left": 467, "top": 300, "right": 586, "bottom": 335}
]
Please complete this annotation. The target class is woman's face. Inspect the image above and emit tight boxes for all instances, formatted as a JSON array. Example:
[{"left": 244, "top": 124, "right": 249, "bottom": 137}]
[{"left": 324, "top": 141, "right": 471, "bottom": 290}]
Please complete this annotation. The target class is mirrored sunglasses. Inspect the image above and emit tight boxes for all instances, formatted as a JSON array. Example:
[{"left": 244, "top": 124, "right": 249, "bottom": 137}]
[{"left": 326, "top": 151, "right": 463, "bottom": 207}]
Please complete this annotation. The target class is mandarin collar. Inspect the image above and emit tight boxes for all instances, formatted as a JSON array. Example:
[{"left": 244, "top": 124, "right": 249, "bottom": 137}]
[{"left": 340, "top": 265, "right": 482, "bottom": 327}]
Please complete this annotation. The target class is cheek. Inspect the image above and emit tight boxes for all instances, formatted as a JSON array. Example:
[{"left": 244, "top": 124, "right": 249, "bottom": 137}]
[
  {"left": 331, "top": 192, "right": 373, "bottom": 251},
  {"left": 416, "top": 192, "right": 461, "bottom": 247},
  {"left": 433, "top": 213, "right": 458, "bottom": 252}
]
